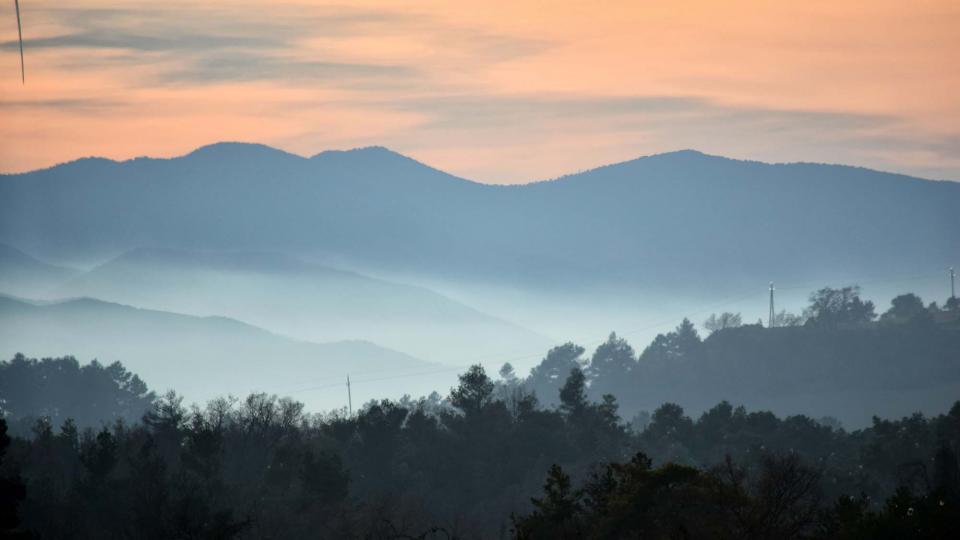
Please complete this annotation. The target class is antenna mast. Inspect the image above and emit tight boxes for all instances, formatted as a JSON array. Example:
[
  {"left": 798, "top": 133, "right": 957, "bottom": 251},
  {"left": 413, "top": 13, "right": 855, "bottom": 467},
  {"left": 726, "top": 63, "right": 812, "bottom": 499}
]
[{"left": 768, "top": 282, "right": 775, "bottom": 328}]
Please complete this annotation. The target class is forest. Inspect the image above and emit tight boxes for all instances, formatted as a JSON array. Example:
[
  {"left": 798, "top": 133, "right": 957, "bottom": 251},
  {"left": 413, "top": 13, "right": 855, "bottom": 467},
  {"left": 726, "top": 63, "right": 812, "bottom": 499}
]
[
  {"left": 1, "top": 286, "right": 958, "bottom": 539},
  {"left": 5, "top": 2, "right": 958, "bottom": 537}
]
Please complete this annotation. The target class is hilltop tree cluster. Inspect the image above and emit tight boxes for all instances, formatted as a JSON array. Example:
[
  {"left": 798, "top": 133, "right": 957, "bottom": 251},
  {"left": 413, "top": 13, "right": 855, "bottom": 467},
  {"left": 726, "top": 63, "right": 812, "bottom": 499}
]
[
  {"left": 526, "top": 287, "right": 960, "bottom": 416},
  {"left": 0, "top": 354, "right": 155, "bottom": 432}
]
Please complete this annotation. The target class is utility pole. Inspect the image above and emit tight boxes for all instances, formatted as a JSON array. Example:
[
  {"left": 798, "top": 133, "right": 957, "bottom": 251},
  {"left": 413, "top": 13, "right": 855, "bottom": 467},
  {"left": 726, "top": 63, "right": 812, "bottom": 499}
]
[
  {"left": 346, "top": 374, "right": 353, "bottom": 416},
  {"left": 768, "top": 282, "right": 775, "bottom": 328},
  {"left": 951, "top": 267, "right": 956, "bottom": 300}
]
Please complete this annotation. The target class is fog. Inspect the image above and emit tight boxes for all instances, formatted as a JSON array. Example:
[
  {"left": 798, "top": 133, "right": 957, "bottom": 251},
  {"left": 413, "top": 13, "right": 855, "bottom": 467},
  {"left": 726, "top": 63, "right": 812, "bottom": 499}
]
[
  {"left": 2, "top": 240, "right": 955, "bottom": 425},
  {"left": 0, "top": 295, "right": 454, "bottom": 412},
  {"left": 3, "top": 144, "right": 960, "bottom": 539}
]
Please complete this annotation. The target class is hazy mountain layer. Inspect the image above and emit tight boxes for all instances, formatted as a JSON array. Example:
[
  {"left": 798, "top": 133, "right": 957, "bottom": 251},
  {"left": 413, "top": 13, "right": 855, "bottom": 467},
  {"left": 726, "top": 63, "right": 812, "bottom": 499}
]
[
  {"left": 0, "top": 243, "right": 78, "bottom": 297},
  {"left": 51, "top": 247, "right": 552, "bottom": 365},
  {"left": 0, "top": 295, "right": 439, "bottom": 411}
]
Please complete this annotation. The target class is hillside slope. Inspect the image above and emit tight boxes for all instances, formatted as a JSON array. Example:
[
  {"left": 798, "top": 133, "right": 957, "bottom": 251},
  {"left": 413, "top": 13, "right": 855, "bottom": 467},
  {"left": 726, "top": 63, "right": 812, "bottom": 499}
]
[
  {"left": 53, "top": 247, "right": 552, "bottom": 364},
  {"left": 0, "top": 243, "right": 77, "bottom": 296},
  {"left": 0, "top": 295, "right": 437, "bottom": 411}
]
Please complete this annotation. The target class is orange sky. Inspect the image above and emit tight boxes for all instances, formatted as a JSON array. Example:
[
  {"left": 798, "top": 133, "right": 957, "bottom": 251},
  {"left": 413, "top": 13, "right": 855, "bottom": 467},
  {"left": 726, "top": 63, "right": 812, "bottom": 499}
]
[{"left": 1, "top": 0, "right": 958, "bottom": 182}]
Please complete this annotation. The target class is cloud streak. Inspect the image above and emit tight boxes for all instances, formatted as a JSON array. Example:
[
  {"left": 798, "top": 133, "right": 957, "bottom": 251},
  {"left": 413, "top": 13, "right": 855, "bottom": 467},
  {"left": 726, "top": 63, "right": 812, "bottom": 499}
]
[
  {"left": 158, "top": 53, "right": 415, "bottom": 85},
  {"left": 0, "top": 97, "right": 125, "bottom": 112}
]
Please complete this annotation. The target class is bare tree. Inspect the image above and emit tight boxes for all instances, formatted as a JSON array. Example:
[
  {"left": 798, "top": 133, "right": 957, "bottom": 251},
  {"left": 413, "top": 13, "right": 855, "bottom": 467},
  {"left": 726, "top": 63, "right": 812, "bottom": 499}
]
[{"left": 704, "top": 312, "right": 743, "bottom": 333}]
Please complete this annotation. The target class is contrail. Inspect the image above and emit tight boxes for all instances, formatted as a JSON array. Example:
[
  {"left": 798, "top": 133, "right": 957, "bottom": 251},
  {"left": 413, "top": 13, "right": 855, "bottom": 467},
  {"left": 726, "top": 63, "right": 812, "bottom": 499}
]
[{"left": 14, "top": 0, "right": 24, "bottom": 83}]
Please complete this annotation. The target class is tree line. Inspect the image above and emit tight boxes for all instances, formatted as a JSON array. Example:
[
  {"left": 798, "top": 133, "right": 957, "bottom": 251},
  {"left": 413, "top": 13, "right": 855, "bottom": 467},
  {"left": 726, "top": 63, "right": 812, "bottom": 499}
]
[
  {"left": 2, "top": 367, "right": 959, "bottom": 538},
  {"left": 0, "top": 286, "right": 958, "bottom": 538}
]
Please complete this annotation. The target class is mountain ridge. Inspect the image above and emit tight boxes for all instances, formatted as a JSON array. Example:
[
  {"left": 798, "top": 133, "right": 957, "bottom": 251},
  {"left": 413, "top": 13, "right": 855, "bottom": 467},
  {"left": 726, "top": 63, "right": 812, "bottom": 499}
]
[
  {"left": 540, "top": 148, "right": 949, "bottom": 188},
  {"left": 4, "top": 143, "right": 953, "bottom": 185},
  {"left": 0, "top": 293, "right": 402, "bottom": 349},
  {"left": 0, "top": 242, "right": 79, "bottom": 296},
  {"left": 70, "top": 246, "right": 540, "bottom": 326},
  {"left": 52, "top": 246, "right": 554, "bottom": 364},
  {"left": 0, "top": 293, "right": 440, "bottom": 410},
  {"left": 1, "top": 143, "right": 956, "bottom": 296}
]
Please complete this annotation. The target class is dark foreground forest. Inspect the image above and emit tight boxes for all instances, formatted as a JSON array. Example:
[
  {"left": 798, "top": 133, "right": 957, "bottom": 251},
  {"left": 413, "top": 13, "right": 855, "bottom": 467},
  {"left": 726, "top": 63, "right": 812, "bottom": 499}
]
[{"left": 1, "top": 287, "right": 959, "bottom": 539}]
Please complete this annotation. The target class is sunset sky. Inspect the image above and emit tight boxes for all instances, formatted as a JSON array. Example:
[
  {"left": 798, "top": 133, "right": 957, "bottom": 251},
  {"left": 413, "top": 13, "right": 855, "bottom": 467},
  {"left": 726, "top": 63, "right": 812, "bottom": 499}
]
[{"left": 1, "top": 0, "right": 958, "bottom": 183}]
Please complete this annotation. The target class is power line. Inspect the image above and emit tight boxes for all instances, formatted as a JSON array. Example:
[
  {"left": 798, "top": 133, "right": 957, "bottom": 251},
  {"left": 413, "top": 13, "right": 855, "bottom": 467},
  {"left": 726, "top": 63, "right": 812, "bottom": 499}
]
[
  {"left": 284, "top": 269, "right": 953, "bottom": 399},
  {"left": 291, "top": 365, "right": 469, "bottom": 395},
  {"left": 775, "top": 271, "right": 944, "bottom": 292},
  {"left": 288, "top": 289, "right": 765, "bottom": 397},
  {"left": 278, "top": 361, "right": 472, "bottom": 394},
  {"left": 281, "top": 291, "right": 758, "bottom": 395},
  {"left": 294, "top": 271, "right": 950, "bottom": 396}
]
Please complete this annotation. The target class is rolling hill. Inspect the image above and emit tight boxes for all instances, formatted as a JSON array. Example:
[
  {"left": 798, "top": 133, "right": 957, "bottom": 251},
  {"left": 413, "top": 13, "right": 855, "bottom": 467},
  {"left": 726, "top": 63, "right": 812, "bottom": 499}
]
[{"left": 0, "top": 295, "right": 441, "bottom": 411}]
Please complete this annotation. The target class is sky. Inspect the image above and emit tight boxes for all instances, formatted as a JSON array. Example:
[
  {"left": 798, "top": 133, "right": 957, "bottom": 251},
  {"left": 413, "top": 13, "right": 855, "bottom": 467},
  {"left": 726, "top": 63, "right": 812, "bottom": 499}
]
[{"left": 1, "top": 0, "right": 958, "bottom": 183}]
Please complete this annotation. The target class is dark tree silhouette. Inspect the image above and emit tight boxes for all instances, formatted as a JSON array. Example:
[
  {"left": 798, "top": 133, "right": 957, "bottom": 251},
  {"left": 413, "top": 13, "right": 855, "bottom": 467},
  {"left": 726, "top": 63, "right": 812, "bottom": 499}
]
[
  {"left": 882, "top": 293, "right": 934, "bottom": 325},
  {"left": 527, "top": 343, "right": 585, "bottom": 408},
  {"left": 704, "top": 311, "right": 743, "bottom": 332},
  {"left": 805, "top": 286, "right": 876, "bottom": 327},
  {"left": 0, "top": 354, "right": 155, "bottom": 431},
  {"left": 449, "top": 364, "right": 494, "bottom": 415},
  {"left": 0, "top": 419, "right": 26, "bottom": 535},
  {"left": 558, "top": 367, "right": 588, "bottom": 417}
]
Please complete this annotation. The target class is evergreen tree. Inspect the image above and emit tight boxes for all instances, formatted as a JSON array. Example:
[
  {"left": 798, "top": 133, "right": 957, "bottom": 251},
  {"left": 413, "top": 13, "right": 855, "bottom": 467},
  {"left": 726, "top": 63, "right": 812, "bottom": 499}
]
[{"left": 450, "top": 364, "right": 494, "bottom": 415}]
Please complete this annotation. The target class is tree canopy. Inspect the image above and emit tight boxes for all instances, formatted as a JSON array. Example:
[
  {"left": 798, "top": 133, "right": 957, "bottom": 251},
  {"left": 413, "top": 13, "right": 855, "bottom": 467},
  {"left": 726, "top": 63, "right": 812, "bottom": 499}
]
[
  {"left": 0, "top": 354, "right": 155, "bottom": 432},
  {"left": 2, "top": 286, "right": 958, "bottom": 538}
]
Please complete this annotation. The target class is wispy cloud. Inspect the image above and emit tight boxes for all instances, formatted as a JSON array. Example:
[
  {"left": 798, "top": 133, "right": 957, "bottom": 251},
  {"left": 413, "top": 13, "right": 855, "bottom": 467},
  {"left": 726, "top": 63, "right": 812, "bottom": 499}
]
[
  {"left": 1, "top": 2, "right": 540, "bottom": 86},
  {"left": 4, "top": 31, "right": 276, "bottom": 52},
  {"left": 1, "top": 3, "right": 422, "bottom": 86},
  {"left": 0, "top": 97, "right": 125, "bottom": 112},
  {"left": 158, "top": 52, "right": 415, "bottom": 85}
]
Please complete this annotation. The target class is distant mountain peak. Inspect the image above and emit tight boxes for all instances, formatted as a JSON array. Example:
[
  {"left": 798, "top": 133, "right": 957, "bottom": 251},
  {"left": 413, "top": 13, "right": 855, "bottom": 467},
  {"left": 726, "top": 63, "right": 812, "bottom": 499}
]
[
  {"left": 654, "top": 149, "right": 709, "bottom": 158},
  {"left": 0, "top": 242, "right": 78, "bottom": 290},
  {"left": 538, "top": 148, "right": 727, "bottom": 184},
  {"left": 184, "top": 141, "right": 305, "bottom": 162},
  {"left": 626, "top": 149, "right": 737, "bottom": 166},
  {"left": 310, "top": 145, "right": 401, "bottom": 159},
  {"left": 309, "top": 145, "right": 431, "bottom": 170},
  {"left": 309, "top": 145, "right": 477, "bottom": 186}
]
